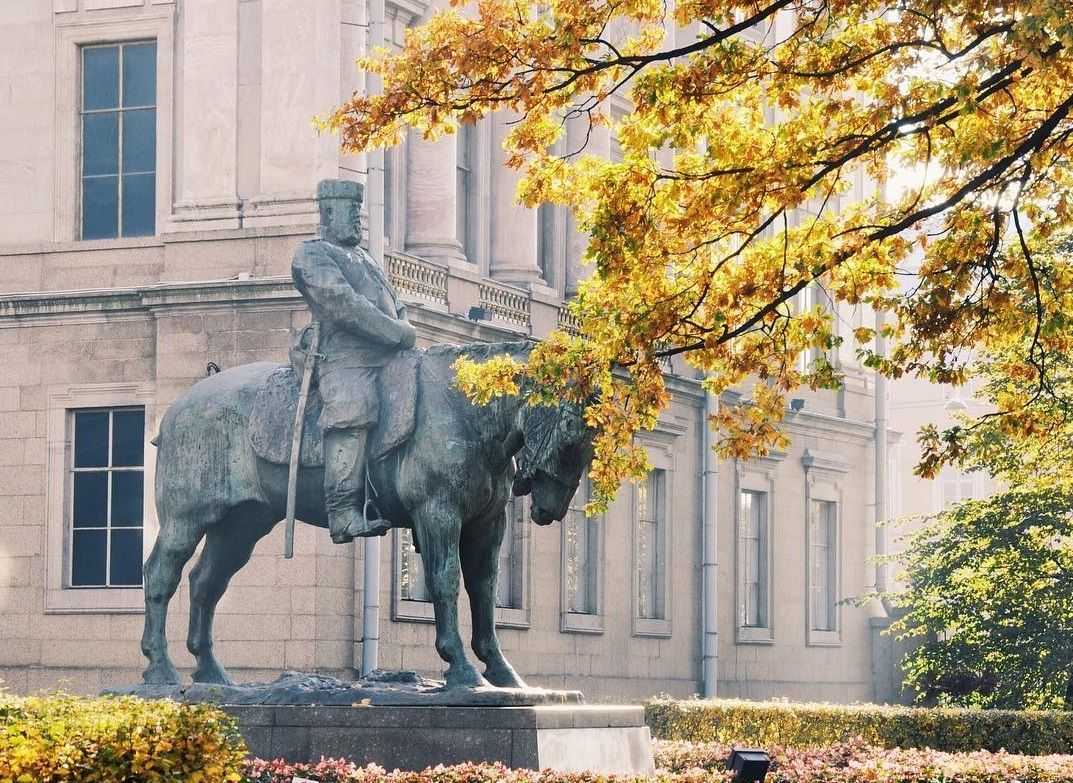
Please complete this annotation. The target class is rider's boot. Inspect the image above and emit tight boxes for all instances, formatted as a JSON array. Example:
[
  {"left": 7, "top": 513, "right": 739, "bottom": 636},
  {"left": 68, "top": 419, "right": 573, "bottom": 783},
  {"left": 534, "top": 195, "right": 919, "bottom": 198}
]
[{"left": 324, "top": 428, "right": 390, "bottom": 543}]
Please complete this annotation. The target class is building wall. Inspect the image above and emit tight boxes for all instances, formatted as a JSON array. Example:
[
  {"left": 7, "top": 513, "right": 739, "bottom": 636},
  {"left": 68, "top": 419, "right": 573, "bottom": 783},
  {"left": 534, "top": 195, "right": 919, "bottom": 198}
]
[{"left": 0, "top": 0, "right": 890, "bottom": 703}]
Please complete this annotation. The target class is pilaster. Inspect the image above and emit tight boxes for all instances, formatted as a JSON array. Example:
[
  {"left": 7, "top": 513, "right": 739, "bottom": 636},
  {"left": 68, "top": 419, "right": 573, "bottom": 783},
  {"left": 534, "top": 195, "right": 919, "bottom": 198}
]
[
  {"left": 489, "top": 113, "right": 542, "bottom": 287},
  {"left": 170, "top": 0, "right": 242, "bottom": 231}
]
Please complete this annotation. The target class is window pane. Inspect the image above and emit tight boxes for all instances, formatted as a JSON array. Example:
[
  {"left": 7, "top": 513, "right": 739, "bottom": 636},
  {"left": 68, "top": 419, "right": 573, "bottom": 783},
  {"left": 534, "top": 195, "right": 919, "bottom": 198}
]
[
  {"left": 83, "top": 46, "right": 119, "bottom": 111},
  {"left": 72, "top": 529, "right": 107, "bottom": 586},
  {"left": 74, "top": 410, "right": 109, "bottom": 467},
  {"left": 109, "top": 529, "right": 144, "bottom": 586},
  {"left": 121, "top": 173, "right": 156, "bottom": 237},
  {"left": 399, "top": 529, "right": 429, "bottom": 601},
  {"left": 121, "top": 109, "right": 156, "bottom": 173},
  {"left": 82, "top": 176, "right": 118, "bottom": 240},
  {"left": 73, "top": 471, "right": 108, "bottom": 528},
  {"left": 122, "top": 42, "right": 156, "bottom": 107},
  {"left": 83, "top": 112, "right": 118, "bottom": 176},
  {"left": 111, "top": 471, "right": 143, "bottom": 527},
  {"left": 112, "top": 409, "right": 145, "bottom": 467}
]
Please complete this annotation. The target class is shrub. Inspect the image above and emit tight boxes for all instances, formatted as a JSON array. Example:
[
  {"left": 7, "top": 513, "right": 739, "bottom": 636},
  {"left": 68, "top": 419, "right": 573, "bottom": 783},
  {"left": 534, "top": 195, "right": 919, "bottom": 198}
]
[
  {"left": 0, "top": 691, "right": 247, "bottom": 782},
  {"left": 244, "top": 744, "right": 1073, "bottom": 783},
  {"left": 243, "top": 758, "right": 727, "bottom": 783},
  {"left": 655, "top": 739, "right": 1073, "bottom": 783},
  {"left": 645, "top": 698, "right": 1073, "bottom": 754}
]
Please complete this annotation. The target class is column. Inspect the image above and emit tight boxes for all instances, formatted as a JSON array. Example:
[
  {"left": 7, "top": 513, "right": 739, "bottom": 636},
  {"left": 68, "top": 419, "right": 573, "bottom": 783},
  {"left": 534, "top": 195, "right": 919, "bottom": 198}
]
[
  {"left": 404, "top": 131, "right": 466, "bottom": 265},
  {"left": 489, "top": 113, "right": 542, "bottom": 287},
  {"left": 564, "top": 112, "right": 610, "bottom": 295},
  {"left": 246, "top": 0, "right": 342, "bottom": 227},
  {"left": 171, "top": 0, "right": 241, "bottom": 231}
]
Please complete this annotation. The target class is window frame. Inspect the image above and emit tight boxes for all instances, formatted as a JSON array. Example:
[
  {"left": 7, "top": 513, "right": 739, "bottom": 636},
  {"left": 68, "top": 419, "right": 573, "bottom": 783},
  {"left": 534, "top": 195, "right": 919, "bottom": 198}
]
[
  {"left": 79, "top": 40, "right": 158, "bottom": 240},
  {"left": 631, "top": 443, "right": 674, "bottom": 638},
  {"left": 45, "top": 382, "right": 156, "bottom": 614},
  {"left": 802, "top": 449, "right": 847, "bottom": 646},
  {"left": 68, "top": 406, "right": 147, "bottom": 589},
  {"left": 560, "top": 475, "right": 605, "bottom": 634},
  {"left": 55, "top": 12, "right": 174, "bottom": 244},
  {"left": 735, "top": 461, "right": 778, "bottom": 644}
]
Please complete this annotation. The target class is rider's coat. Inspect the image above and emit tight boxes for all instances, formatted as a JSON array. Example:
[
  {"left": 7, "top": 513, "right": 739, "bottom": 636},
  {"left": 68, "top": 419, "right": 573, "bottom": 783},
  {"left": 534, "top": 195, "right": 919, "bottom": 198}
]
[{"left": 291, "top": 238, "right": 409, "bottom": 429}]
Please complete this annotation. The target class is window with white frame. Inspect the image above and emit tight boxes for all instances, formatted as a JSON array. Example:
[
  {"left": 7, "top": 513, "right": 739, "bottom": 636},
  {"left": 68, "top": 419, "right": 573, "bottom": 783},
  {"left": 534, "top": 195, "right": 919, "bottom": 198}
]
[
  {"left": 398, "top": 528, "right": 428, "bottom": 602},
  {"left": 939, "top": 466, "right": 977, "bottom": 511},
  {"left": 636, "top": 468, "right": 666, "bottom": 621},
  {"left": 496, "top": 495, "right": 525, "bottom": 609},
  {"left": 81, "top": 42, "right": 157, "bottom": 240},
  {"left": 537, "top": 202, "right": 556, "bottom": 285},
  {"left": 68, "top": 407, "right": 146, "bottom": 588},
  {"left": 563, "top": 476, "right": 600, "bottom": 616},
  {"left": 456, "top": 122, "right": 477, "bottom": 262},
  {"left": 739, "top": 489, "right": 769, "bottom": 628},
  {"left": 808, "top": 498, "right": 838, "bottom": 633}
]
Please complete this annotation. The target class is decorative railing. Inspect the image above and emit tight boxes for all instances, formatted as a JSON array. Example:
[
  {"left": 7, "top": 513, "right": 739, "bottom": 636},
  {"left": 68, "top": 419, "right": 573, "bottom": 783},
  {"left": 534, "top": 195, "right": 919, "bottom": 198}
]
[
  {"left": 385, "top": 249, "right": 449, "bottom": 308},
  {"left": 557, "top": 304, "right": 582, "bottom": 335},
  {"left": 479, "top": 280, "right": 530, "bottom": 328}
]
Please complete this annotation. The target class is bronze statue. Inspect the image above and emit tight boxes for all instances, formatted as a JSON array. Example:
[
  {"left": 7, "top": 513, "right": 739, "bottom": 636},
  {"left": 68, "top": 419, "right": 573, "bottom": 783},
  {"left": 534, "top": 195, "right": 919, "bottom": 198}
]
[
  {"left": 139, "top": 181, "right": 594, "bottom": 690},
  {"left": 292, "top": 180, "right": 417, "bottom": 543}
]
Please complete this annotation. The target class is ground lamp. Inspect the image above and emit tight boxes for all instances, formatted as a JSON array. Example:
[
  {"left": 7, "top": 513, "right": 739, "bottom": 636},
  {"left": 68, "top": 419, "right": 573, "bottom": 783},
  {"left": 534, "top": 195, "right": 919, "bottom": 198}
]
[{"left": 727, "top": 748, "right": 771, "bottom": 783}]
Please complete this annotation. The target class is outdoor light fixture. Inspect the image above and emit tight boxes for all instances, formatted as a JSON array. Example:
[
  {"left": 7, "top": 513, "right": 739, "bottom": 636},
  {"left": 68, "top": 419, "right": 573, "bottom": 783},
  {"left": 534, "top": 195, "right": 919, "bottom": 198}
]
[
  {"left": 468, "top": 305, "right": 488, "bottom": 322},
  {"left": 206, "top": 361, "right": 221, "bottom": 376},
  {"left": 727, "top": 748, "right": 771, "bottom": 783},
  {"left": 790, "top": 397, "right": 806, "bottom": 412}
]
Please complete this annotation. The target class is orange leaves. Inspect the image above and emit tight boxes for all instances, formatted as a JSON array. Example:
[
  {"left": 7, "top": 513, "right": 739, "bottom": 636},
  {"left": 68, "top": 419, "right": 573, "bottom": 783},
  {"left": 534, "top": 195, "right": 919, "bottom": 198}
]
[{"left": 324, "top": 0, "right": 1073, "bottom": 495}]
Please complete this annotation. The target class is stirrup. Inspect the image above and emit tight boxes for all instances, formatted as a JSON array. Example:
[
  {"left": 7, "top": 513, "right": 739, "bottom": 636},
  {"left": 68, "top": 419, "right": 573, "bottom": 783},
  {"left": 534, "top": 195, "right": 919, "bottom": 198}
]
[{"left": 362, "top": 464, "right": 389, "bottom": 536}]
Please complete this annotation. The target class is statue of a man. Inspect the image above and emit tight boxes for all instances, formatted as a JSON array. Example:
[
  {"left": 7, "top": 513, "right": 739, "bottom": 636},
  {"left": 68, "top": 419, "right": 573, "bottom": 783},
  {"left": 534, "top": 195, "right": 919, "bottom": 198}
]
[{"left": 292, "top": 179, "right": 417, "bottom": 543}]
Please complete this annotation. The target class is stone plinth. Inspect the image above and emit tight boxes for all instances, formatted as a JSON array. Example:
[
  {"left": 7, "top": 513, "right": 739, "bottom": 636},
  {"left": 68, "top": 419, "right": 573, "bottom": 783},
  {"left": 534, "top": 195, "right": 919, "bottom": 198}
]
[
  {"left": 110, "top": 671, "right": 654, "bottom": 772},
  {"left": 228, "top": 703, "right": 654, "bottom": 774}
]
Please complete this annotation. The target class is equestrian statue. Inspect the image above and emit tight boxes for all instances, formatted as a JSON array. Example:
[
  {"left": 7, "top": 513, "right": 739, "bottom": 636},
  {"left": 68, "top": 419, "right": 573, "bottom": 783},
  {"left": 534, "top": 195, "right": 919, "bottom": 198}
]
[{"left": 139, "top": 179, "right": 594, "bottom": 691}]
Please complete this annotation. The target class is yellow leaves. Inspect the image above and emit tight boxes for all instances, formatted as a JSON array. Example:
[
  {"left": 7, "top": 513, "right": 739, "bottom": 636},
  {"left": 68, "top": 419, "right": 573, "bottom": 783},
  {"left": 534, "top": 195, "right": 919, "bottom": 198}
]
[
  {"left": 453, "top": 355, "right": 522, "bottom": 404},
  {"left": 0, "top": 694, "right": 247, "bottom": 783},
  {"left": 324, "top": 0, "right": 1073, "bottom": 495}
]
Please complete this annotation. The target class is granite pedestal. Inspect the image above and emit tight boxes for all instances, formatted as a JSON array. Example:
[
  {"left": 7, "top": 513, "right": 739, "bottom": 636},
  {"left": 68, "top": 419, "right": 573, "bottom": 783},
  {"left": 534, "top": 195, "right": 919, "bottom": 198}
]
[
  {"left": 228, "top": 703, "right": 655, "bottom": 773},
  {"left": 110, "top": 672, "right": 654, "bottom": 774}
]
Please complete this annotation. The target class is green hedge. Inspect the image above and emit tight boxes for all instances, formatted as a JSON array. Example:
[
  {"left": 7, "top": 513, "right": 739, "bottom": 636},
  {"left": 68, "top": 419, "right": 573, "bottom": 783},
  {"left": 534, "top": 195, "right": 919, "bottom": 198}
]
[
  {"left": 645, "top": 698, "right": 1073, "bottom": 754},
  {"left": 0, "top": 692, "right": 247, "bottom": 782}
]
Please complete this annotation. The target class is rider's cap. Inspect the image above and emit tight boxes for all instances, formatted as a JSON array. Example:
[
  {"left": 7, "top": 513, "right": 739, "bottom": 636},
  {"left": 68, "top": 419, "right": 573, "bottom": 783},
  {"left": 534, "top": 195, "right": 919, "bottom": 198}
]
[{"left": 316, "top": 178, "right": 363, "bottom": 203}]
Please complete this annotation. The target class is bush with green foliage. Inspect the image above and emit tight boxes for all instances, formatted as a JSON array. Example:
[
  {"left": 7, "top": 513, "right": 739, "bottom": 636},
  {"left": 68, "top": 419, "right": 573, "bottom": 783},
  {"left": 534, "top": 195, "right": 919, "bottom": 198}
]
[
  {"left": 645, "top": 698, "right": 1073, "bottom": 754},
  {"left": 0, "top": 691, "right": 247, "bottom": 782},
  {"left": 883, "top": 485, "right": 1073, "bottom": 709}
]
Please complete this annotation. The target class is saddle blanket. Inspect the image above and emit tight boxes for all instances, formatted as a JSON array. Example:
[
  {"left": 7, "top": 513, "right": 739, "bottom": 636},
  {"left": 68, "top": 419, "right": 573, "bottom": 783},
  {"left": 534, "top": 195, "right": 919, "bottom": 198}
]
[{"left": 248, "top": 351, "right": 420, "bottom": 468}]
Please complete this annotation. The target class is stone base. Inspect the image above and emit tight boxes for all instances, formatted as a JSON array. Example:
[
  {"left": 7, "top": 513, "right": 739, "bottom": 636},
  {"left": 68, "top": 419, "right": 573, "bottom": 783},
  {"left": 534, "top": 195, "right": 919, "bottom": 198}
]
[{"left": 227, "top": 703, "right": 654, "bottom": 774}]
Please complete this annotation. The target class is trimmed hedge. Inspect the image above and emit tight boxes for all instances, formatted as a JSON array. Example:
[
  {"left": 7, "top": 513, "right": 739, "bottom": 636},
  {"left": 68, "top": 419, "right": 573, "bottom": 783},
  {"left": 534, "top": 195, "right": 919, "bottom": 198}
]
[
  {"left": 0, "top": 692, "right": 247, "bottom": 782},
  {"left": 645, "top": 698, "right": 1073, "bottom": 754}
]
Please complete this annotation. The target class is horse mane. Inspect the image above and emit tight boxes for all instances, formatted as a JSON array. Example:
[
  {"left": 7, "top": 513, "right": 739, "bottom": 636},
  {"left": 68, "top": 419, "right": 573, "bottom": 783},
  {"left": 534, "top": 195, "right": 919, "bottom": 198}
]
[{"left": 424, "top": 340, "right": 535, "bottom": 362}]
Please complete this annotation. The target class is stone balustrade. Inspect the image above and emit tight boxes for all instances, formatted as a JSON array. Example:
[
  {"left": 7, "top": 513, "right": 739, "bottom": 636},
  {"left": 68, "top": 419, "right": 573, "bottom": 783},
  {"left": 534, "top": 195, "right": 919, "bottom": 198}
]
[{"left": 385, "top": 249, "right": 449, "bottom": 308}]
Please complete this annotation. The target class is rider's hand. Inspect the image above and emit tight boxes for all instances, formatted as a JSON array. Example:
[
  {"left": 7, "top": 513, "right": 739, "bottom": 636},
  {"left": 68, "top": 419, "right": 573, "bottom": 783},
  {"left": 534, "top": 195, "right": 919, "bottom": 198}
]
[{"left": 398, "top": 322, "right": 417, "bottom": 350}]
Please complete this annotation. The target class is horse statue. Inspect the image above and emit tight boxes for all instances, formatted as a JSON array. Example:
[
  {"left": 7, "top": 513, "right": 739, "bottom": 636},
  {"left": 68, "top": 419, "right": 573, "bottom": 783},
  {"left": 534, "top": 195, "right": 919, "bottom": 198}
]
[{"left": 140, "top": 340, "right": 594, "bottom": 690}]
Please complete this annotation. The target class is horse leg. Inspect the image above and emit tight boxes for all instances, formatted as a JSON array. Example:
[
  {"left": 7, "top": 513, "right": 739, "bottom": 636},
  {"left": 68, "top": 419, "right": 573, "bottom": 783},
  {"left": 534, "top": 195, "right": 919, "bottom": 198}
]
[
  {"left": 141, "top": 513, "right": 204, "bottom": 685},
  {"left": 461, "top": 508, "right": 527, "bottom": 688},
  {"left": 187, "top": 506, "right": 275, "bottom": 685},
  {"left": 413, "top": 502, "right": 486, "bottom": 689}
]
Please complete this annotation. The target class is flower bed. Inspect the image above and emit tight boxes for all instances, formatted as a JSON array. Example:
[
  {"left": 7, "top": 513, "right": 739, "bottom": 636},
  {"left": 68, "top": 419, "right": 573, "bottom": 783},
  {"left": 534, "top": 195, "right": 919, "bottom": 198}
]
[
  {"left": 0, "top": 692, "right": 247, "bottom": 782},
  {"left": 244, "top": 742, "right": 1073, "bottom": 783},
  {"left": 646, "top": 698, "right": 1073, "bottom": 754}
]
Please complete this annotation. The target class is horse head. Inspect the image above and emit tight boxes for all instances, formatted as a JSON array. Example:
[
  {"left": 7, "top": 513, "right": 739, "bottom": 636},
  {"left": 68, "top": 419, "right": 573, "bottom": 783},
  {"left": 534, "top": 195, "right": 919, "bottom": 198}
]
[{"left": 513, "top": 399, "right": 595, "bottom": 524}]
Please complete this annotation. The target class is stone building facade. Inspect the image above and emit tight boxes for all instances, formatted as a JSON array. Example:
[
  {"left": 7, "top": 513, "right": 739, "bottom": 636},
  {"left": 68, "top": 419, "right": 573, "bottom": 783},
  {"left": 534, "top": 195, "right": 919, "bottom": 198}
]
[{"left": 0, "top": 0, "right": 895, "bottom": 703}]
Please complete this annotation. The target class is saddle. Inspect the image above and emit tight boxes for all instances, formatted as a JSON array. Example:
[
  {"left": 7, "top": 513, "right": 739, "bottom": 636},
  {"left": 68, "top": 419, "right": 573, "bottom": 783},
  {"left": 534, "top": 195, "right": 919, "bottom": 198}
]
[{"left": 248, "top": 351, "right": 420, "bottom": 468}]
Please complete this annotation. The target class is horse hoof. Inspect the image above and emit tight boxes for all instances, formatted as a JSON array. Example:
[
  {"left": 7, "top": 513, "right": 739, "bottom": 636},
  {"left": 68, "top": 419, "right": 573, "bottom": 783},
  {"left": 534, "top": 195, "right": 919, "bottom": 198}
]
[
  {"left": 445, "top": 667, "right": 488, "bottom": 690},
  {"left": 485, "top": 668, "right": 527, "bottom": 689},
  {"left": 192, "top": 663, "right": 235, "bottom": 686}
]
